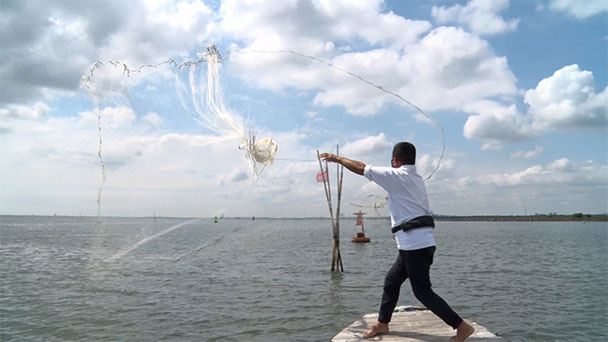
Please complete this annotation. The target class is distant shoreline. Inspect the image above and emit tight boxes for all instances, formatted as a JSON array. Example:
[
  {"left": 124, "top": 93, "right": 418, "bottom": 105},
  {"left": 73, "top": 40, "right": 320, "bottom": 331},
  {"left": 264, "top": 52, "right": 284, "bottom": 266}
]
[
  {"left": 434, "top": 214, "right": 607, "bottom": 222},
  {"left": 1, "top": 214, "right": 606, "bottom": 222}
]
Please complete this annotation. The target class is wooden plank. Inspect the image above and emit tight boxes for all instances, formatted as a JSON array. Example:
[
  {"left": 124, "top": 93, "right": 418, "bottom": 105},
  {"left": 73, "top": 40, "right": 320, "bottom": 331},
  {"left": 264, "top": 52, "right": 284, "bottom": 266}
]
[{"left": 332, "top": 308, "right": 502, "bottom": 341}]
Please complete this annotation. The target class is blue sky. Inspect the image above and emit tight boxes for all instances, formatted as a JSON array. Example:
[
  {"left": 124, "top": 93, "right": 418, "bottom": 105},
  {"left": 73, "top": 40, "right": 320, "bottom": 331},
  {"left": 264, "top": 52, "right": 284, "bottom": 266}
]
[{"left": 1, "top": 0, "right": 606, "bottom": 217}]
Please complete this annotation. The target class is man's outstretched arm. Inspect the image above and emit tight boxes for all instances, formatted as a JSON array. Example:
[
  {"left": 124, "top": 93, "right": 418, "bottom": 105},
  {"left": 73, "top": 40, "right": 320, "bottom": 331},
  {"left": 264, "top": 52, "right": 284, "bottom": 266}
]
[{"left": 320, "top": 153, "right": 366, "bottom": 175}]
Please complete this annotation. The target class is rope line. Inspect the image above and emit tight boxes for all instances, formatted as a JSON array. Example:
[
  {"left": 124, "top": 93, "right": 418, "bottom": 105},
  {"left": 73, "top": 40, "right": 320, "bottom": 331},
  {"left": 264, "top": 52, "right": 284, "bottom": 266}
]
[{"left": 232, "top": 48, "right": 446, "bottom": 181}]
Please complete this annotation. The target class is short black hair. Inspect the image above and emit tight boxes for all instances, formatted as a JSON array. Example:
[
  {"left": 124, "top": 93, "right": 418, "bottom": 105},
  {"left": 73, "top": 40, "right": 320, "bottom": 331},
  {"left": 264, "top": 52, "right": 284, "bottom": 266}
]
[{"left": 392, "top": 142, "right": 416, "bottom": 165}]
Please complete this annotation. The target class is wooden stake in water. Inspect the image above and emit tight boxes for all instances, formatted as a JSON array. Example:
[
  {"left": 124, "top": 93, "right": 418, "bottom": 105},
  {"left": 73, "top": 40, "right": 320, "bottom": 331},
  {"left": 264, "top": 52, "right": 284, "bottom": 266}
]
[{"left": 317, "top": 147, "right": 344, "bottom": 272}]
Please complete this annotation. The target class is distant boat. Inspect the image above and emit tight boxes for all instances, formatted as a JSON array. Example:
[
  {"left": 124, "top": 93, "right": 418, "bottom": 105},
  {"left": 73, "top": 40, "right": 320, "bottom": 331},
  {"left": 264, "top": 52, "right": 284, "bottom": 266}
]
[{"left": 352, "top": 210, "right": 370, "bottom": 243}]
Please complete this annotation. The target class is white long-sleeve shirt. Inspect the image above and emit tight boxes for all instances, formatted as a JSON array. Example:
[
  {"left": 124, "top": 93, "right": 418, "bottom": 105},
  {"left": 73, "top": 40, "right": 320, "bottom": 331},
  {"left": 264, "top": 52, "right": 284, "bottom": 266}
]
[{"left": 364, "top": 164, "right": 435, "bottom": 251}]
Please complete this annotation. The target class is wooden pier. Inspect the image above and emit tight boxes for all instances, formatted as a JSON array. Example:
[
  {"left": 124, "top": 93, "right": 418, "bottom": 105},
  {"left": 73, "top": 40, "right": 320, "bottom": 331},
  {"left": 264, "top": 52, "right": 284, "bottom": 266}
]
[{"left": 332, "top": 307, "right": 502, "bottom": 341}]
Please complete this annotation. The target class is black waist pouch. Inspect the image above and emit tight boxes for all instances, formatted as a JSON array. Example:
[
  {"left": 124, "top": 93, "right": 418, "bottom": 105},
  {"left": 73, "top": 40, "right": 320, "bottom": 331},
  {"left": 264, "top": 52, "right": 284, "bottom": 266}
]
[{"left": 391, "top": 215, "right": 435, "bottom": 234}]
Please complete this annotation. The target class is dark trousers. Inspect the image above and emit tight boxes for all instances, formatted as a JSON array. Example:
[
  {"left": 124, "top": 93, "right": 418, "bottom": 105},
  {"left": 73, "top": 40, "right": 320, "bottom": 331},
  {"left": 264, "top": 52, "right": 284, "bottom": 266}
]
[{"left": 378, "top": 246, "right": 463, "bottom": 329}]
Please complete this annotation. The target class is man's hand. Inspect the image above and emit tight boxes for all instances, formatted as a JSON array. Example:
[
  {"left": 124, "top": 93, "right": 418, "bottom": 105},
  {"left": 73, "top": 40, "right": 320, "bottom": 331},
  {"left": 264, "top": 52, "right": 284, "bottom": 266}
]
[
  {"left": 320, "top": 153, "right": 340, "bottom": 163},
  {"left": 319, "top": 152, "right": 365, "bottom": 175}
]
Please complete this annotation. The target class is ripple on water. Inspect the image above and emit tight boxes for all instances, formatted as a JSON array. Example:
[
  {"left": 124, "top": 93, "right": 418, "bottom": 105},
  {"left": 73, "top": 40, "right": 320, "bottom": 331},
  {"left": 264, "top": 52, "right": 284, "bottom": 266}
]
[{"left": 1, "top": 218, "right": 606, "bottom": 341}]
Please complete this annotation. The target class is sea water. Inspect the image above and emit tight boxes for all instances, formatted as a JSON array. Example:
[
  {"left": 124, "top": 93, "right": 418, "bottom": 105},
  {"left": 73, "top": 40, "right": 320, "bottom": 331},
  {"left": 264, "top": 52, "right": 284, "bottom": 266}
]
[{"left": 1, "top": 216, "right": 606, "bottom": 341}]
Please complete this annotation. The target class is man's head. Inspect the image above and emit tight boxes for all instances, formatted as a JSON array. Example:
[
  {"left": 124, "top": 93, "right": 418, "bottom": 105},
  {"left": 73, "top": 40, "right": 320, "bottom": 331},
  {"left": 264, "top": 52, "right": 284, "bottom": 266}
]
[{"left": 391, "top": 142, "right": 416, "bottom": 167}]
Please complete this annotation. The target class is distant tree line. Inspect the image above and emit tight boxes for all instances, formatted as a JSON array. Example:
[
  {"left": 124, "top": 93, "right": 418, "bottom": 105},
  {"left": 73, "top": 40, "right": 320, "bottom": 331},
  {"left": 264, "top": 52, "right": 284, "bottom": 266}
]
[{"left": 433, "top": 213, "right": 607, "bottom": 222}]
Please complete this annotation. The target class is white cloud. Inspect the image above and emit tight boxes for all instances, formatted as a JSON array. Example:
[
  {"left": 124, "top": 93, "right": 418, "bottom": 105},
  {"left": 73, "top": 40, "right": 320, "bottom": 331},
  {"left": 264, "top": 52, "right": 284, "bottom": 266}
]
[
  {"left": 101, "top": 106, "right": 136, "bottom": 129},
  {"left": 459, "top": 158, "right": 606, "bottom": 187},
  {"left": 142, "top": 112, "right": 164, "bottom": 127},
  {"left": 2, "top": 101, "right": 605, "bottom": 217},
  {"left": 400, "top": 27, "right": 517, "bottom": 108},
  {"left": 525, "top": 64, "right": 608, "bottom": 130},
  {"left": 0, "top": 105, "right": 298, "bottom": 216},
  {"left": 230, "top": 24, "right": 517, "bottom": 117},
  {"left": 431, "top": 0, "right": 519, "bottom": 35},
  {"left": 510, "top": 145, "right": 544, "bottom": 159},
  {"left": 220, "top": 168, "right": 249, "bottom": 184},
  {"left": 547, "top": 157, "right": 575, "bottom": 171},
  {"left": 311, "top": 49, "right": 404, "bottom": 115},
  {"left": 0, "top": 0, "right": 215, "bottom": 106},
  {"left": 341, "top": 133, "right": 393, "bottom": 159},
  {"left": 462, "top": 64, "right": 607, "bottom": 147},
  {"left": 3, "top": 0, "right": 519, "bottom": 129},
  {"left": 427, "top": 156, "right": 608, "bottom": 215},
  {"left": 417, "top": 154, "right": 455, "bottom": 181},
  {"left": 0, "top": 101, "right": 50, "bottom": 120},
  {"left": 549, "top": 0, "right": 608, "bottom": 19},
  {"left": 463, "top": 100, "right": 534, "bottom": 147},
  {"left": 220, "top": 0, "right": 431, "bottom": 51}
]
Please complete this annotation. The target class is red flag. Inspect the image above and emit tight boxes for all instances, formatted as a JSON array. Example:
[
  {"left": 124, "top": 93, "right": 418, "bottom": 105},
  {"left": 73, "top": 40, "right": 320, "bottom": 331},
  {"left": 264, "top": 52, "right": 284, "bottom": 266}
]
[{"left": 316, "top": 169, "right": 328, "bottom": 182}]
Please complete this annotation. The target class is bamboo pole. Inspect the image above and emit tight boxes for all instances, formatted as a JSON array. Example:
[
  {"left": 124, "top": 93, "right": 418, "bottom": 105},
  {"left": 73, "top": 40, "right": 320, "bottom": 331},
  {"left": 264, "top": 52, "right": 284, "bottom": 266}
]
[
  {"left": 324, "top": 158, "right": 337, "bottom": 270},
  {"left": 317, "top": 150, "right": 337, "bottom": 271},
  {"left": 325, "top": 159, "right": 333, "bottom": 220},
  {"left": 326, "top": 158, "right": 339, "bottom": 271},
  {"left": 335, "top": 145, "right": 344, "bottom": 272},
  {"left": 316, "top": 150, "right": 334, "bottom": 224}
]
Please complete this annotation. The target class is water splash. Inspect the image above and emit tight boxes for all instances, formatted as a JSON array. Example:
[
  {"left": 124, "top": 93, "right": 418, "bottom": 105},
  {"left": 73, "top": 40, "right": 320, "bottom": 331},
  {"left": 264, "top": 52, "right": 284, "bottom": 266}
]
[{"left": 103, "top": 218, "right": 200, "bottom": 262}]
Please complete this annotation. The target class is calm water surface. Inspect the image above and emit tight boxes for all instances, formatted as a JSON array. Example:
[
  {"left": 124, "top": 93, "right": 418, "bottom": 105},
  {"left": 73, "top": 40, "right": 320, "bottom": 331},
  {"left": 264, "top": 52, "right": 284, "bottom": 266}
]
[{"left": 1, "top": 216, "right": 606, "bottom": 341}]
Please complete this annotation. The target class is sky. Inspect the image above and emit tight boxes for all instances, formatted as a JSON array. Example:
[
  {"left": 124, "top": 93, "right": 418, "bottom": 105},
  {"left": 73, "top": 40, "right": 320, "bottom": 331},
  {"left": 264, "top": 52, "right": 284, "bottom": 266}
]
[{"left": 1, "top": 0, "right": 607, "bottom": 218}]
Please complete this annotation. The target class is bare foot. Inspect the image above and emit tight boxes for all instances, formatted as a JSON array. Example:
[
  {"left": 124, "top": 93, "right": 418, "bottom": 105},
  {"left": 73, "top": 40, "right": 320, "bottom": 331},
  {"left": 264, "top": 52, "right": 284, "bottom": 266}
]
[
  {"left": 450, "top": 320, "right": 475, "bottom": 342},
  {"left": 362, "top": 322, "right": 389, "bottom": 339}
]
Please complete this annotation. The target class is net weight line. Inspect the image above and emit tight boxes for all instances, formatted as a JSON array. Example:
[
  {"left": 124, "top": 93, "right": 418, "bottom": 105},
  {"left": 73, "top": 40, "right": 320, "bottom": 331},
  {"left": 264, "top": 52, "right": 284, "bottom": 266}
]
[{"left": 232, "top": 48, "right": 446, "bottom": 181}]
